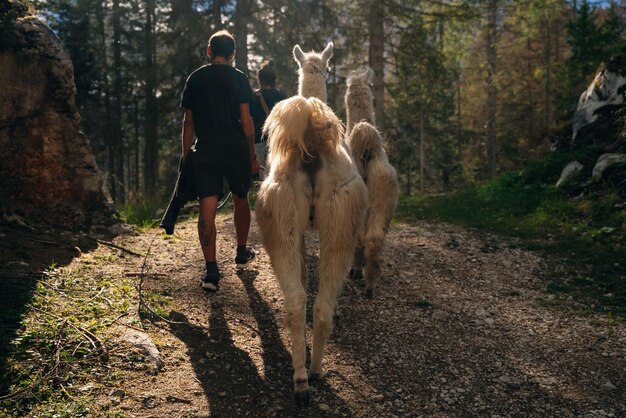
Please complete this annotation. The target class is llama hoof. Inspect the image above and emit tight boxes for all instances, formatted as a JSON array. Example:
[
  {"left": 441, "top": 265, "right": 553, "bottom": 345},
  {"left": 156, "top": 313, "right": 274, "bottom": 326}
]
[
  {"left": 349, "top": 269, "right": 363, "bottom": 280},
  {"left": 294, "top": 390, "right": 310, "bottom": 407},
  {"left": 308, "top": 372, "right": 322, "bottom": 382},
  {"left": 365, "top": 288, "right": 374, "bottom": 299}
]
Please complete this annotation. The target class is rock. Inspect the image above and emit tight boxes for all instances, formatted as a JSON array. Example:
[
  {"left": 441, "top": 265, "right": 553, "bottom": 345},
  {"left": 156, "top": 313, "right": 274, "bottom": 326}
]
[
  {"left": 572, "top": 57, "right": 626, "bottom": 142},
  {"left": 318, "top": 403, "right": 330, "bottom": 412},
  {"left": 123, "top": 329, "right": 164, "bottom": 375},
  {"left": 370, "top": 394, "right": 385, "bottom": 402},
  {"left": 109, "top": 389, "right": 125, "bottom": 399},
  {"left": 432, "top": 310, "right": 449, "bottom": 321},
  {"left": 79, "top": 383, "right": 95, "bottom": 392},
  {"left": 556, "top": 161, "right": 584, "bottom": 188},
  {"left": 0, "top": 1, "right": 114, "bottom": 227},
  {"left": 601, "top": 380, "right": 617, "bottom": 391},
  {"left": 107, "top": 222, "right": 136, "bottom": 236},
  {"left": 592, "top": 154, "right": 626, "bottom": 182}
]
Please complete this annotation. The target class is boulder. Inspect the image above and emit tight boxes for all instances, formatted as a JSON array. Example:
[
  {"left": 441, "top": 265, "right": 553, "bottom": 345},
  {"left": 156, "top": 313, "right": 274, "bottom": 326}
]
[
  {"left": 556, "top": 161, "right": 584, "bottom": 189},
  {"left": 592, "top": 153, "right": 626, "bottom": 182},
  {"left": 572, "top": 56, "right": 626, "bottom": 143},
  {"left": 0, "top": 0, "right": 113, "bottom": 227}
]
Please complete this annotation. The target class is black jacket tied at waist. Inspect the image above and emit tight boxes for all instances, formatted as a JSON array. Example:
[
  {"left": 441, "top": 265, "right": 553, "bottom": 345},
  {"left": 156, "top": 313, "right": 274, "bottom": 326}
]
[{"left": 160, "top": 151, "right": 196, "bottom": 235}]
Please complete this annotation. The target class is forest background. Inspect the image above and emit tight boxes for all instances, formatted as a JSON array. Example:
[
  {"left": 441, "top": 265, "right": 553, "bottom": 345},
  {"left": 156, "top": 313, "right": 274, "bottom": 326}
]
[{"left": 29, "top": 0, "right": 626, "bottom": 209}]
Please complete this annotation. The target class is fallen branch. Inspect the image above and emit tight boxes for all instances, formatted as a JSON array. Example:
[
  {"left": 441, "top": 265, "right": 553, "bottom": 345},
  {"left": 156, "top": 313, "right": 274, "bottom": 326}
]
[
  {"left": 0, "top": 366, "right": 57, "bottom": 402},
  {"left": 32, "top": 307, "right": 108, "bottom": 360},
  {"left": 88, "top": 237, "right": 143, "bottom": 257},
  {"left": 125, "top": 272, "right": 167, "bottom": 278},
  {"left": 0, "top": 319, "right": 67, "bottom": 402}
]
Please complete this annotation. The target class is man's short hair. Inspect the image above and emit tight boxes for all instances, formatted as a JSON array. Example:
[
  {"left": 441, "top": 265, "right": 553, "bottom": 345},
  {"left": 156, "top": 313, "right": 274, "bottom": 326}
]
[
  {"left": 209, "top": 30, "right": 235, "bottom": 58},
  {"left": 258, "top": 60, "right": 277, "bottom": 87}
]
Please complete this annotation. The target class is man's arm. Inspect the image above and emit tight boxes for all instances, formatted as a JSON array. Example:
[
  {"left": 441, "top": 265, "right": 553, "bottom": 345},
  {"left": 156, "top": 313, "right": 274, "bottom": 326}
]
[
  {"left": 182, "top": 109, "right": 194, "bottom": 161},
  {"left": 239, "top": 103, "right": 259, "bottom": 174}
]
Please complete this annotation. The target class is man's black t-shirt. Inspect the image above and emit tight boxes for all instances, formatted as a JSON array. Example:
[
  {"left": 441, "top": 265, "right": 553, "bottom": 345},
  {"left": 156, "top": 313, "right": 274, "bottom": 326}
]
[
  {"left": 181, "top": 64, "right": 254, "bottom": 161},
  {"left": 250, "top": 89, "right": 287, "bottom": 143}
]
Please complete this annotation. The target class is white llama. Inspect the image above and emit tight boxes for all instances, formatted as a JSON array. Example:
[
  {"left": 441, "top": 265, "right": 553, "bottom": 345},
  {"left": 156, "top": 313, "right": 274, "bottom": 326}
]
[
  {"left": 293, "top": 42, "right": 333, "bottom": 103},
  {"left": 255, "top": 45, "right": 368, "bottom": 406},
  {"left": 345, "top": 67, "right": 375, "bottom": 135},
  {"left": 345, "top": 68, "right": 399, "bottom": 298}
]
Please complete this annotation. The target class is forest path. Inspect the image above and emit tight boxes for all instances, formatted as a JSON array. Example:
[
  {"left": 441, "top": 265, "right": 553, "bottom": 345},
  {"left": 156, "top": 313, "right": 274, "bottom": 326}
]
[{"left": 96, "top": 213, "right": 625, "bottom": 417}]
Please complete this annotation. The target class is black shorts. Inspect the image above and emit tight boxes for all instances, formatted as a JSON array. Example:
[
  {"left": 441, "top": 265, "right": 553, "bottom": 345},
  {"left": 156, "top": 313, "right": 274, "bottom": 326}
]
[{"left": 193, "top": 155, "right": 251, "bottom": 200}]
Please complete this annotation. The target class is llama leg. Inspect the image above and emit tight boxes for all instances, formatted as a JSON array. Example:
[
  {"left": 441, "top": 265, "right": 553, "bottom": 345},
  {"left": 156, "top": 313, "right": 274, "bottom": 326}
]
[
  {"left": 271, "top": 251, "right": 309, "bottom": 405},
  {"left": 299, "top": 233, "right": 308, "bottom": 290},
  {"left": 350, "top": 244, "right": 365, "bottom": 280},
  {"left": 284, "top": 288, "right": 309, "bottom": 405},
  {"left": 309, "top": 245, "right": 351, "bottom": 378},
  {"left": 364, "top": 237, "right": 383, "bottom": 299}
]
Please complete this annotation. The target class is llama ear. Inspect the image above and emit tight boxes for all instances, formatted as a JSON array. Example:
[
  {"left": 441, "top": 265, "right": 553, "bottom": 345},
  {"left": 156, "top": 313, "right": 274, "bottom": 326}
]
[
  {"left": 321, "top": 42, "right": 334, "bottom": 64},
  {"left": 293, "top": 45, "right": 305, "bottom": 66}
]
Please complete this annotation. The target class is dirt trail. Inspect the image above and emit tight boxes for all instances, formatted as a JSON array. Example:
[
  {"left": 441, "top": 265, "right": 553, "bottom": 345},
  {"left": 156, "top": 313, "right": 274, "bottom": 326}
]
[{"left": 94, "top": 214, "right": 625, "bottom": 417}]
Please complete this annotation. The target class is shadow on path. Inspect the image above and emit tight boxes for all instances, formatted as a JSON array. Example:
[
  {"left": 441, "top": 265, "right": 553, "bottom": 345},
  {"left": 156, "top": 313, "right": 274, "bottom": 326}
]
[
  {"left": 169, "top": 265, "right": 352, "bottom": 416},
  {"left": 0, "top": 222, "right": 99, "bottom": 396}
]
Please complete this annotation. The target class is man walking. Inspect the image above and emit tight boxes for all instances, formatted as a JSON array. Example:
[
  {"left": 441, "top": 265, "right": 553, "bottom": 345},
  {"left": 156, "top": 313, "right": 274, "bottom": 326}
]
[{"left": 180, "top": 30, "right": 259, "bottom": 291}]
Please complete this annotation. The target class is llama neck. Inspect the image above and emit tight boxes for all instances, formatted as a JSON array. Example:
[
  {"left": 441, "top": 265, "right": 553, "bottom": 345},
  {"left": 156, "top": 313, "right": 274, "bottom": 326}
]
[
  {"left": 299, "top": 74, "right": 327, "bottom": 102},
  {"left": 346, "top": 92, "right": 375, "bottom": 135}
]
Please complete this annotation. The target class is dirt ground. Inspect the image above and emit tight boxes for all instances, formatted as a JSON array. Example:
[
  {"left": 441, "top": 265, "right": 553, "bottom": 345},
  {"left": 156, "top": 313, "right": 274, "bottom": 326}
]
[
  {"left": 70, "top": 214, "right": 626, "bottom": 417},
  {"left": 63, "top": 211, "right": 623, "bottom": 418}
]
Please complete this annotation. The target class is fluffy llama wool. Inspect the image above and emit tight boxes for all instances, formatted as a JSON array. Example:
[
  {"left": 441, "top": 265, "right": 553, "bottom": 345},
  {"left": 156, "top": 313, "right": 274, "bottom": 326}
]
[
  {"left": 345, "top": 68, "right": 399, "bottom": 298},
  {"left": 345, "top": 67, "right": 375, "bottom": 135},
  {"left": 255, "top": 45, "right": 367, "bottom": 406}
]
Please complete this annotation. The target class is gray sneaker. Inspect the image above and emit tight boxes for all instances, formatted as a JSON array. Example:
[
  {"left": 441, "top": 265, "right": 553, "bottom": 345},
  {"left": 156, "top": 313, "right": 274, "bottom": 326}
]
[{"left": 235, "top": 247, "right": 256, "bottom": 270}]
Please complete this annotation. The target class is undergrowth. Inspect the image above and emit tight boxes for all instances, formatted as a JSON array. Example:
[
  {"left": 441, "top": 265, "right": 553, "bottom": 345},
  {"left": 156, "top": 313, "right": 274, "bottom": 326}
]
[
  {"left": 0, "top": 248, "right": 174, "bottom": 416},
  {"left": 396, "top": 146, "right": 626, "bottom": 315},
  {"left": 117, "top": 200, "right": 163, "bottom": 229}
]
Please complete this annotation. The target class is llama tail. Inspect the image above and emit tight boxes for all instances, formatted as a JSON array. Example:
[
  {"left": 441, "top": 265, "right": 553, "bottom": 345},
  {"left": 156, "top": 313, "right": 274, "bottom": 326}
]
[{"left": 264, "top": 96, "right": 343, "bottom": 163}]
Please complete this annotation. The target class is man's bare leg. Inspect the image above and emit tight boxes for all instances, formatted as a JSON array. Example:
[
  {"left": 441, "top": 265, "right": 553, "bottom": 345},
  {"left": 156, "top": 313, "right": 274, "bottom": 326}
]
[
  {"left": 198, "top": 196, "right": 219, "bottom": 261},
  {"left": 232, "top": 193, "right": 250, "bottom": 246},
  {"left": 232, "top": 193, "right": 255, "bottom": 269}
]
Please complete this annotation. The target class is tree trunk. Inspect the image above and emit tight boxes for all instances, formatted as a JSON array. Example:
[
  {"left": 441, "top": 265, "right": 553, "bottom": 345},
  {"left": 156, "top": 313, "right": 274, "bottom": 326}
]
[
  {"left": 543, "top": 18, "right": 552, "bottom": 135},
  {"left": 420, "top": 107, "right": 425, "bottom": 194},
  {"left": 233, "top": 0, "right": 250, "bottom": 75},
  {"left": 112, "top": 0, "right": 124, "bottom": 204},
  {"left": 368, "top": 0, "right": 384, "bottom": 129},
  {"left": 405, "top": 158, "right": 412, "bottom": 196},
  {"left": 486, "top": 0, "right": 498, "bottom": 178},
  {"left": 134, "top": 96, "right": 140, "bottom": 196},
  {"left": 95, "top": 0, "right": 114, "bottom": 200},
  {"left": 144, "top": 0, "right": 158, "bottom": 198},
  {"left": 212, "top": 0, "right": 224, "bottom": 30}
]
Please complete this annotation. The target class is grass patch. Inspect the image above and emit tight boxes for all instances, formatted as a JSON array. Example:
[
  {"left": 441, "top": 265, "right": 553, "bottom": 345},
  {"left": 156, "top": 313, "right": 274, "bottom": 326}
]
[
  {"left": 0, "top": 257, "right": 141, "bottom": 416},
  {"left": 117, "top": 200, "right": 164, "bottom": 229},
  {"left": 396, "top": 146, "right": 626, "bottom": 314}
]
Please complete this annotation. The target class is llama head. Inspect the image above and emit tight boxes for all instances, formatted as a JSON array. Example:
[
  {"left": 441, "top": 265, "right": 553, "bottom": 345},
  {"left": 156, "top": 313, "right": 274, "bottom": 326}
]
[
  {"left": 347, "top": 67, "right": 374, "bottom": 88},
  {"left": 293, "top": 43, "right": 334, "bottom": 101},
  {"left": 345, "top": 67, "right": 375, "bottom": 132},
  {"left": 293, "top": 42, "right": 334, "bottom": 72}
]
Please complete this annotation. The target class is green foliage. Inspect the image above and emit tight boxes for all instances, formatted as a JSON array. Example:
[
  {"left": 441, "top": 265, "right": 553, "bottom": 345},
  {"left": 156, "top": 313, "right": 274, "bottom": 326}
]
[
  {"left": 396, "top": 146, "right": 626, "bottom": 314},
  {"left": 117, "top": 200, "right": 163, "bottom": 228},
  {"left": 558, "top": 1, "right": 626, "bottom": 112}
]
